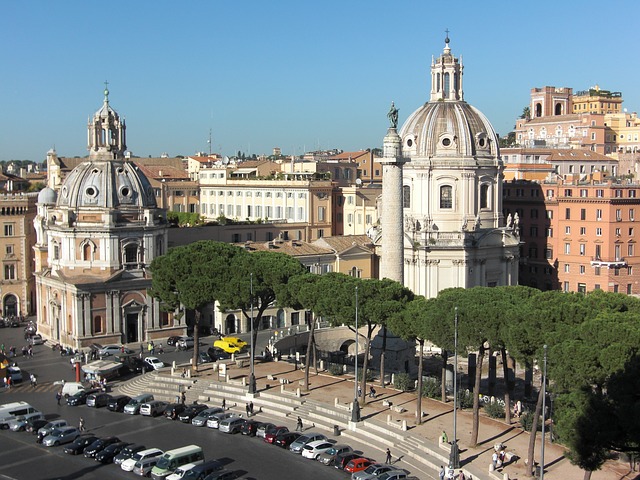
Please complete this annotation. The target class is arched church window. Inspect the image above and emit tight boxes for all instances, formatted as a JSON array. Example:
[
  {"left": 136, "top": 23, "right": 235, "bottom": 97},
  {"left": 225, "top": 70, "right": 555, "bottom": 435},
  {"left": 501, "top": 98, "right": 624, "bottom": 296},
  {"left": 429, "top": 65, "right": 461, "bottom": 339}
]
[
  {"left": 437, "top": 73, "right": 441, "bottom": 92},
  {"left": 535, "top": 103, "right": 542, "bottom": 118},
  {"left": 402, "top": 185, "right": 411, "bottom": 208},
  {"left": 454, "top": 73, "right": 459, "bottom": 93},
  {"left": 443, "top": 73, "right": 450, "bottom": 98},
  {"left": 440, "top": 185, "right": 453, "bottom": 209},
  {"left": 480, "top": 184, "right": 489, "bottom": 209},
  {"left": 82, "top": 242, "right": 93, "bottom": 261}
]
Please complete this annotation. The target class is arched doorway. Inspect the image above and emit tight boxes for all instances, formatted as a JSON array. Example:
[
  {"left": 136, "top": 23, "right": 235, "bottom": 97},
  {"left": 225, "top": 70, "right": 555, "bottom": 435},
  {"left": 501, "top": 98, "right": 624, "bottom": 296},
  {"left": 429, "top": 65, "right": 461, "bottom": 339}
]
[
  {"left": 276, "top": 309, "right": 285, "bottom": 328},
  {"left": 3, "top": 294, "right": 18, "bottom": 317},
  {"left": 225, "top": 314, "right": 236, "bottom": 334}
]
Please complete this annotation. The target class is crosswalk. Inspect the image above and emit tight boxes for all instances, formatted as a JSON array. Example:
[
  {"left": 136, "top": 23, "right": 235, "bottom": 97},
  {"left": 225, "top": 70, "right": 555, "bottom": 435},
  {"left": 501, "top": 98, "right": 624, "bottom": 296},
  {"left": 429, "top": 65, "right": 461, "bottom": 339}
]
[{"left": 0, "top": 382, "right": 62, "bottom": 394}]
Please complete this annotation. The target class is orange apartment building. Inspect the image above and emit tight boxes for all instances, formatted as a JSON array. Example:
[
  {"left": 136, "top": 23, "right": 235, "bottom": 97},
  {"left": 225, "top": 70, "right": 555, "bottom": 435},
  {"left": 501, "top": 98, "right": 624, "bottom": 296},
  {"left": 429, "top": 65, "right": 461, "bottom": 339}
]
[{"left": 504, "top": 178, "right": 640, "bottom": 294}]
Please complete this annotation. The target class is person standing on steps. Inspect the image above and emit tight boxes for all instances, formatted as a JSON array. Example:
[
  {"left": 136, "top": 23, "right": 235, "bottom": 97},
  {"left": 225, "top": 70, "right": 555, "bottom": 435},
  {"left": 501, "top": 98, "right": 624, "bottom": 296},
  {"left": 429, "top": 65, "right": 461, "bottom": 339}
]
[{"left": 439, "top": 465, "right": 445, "bottom": 480}]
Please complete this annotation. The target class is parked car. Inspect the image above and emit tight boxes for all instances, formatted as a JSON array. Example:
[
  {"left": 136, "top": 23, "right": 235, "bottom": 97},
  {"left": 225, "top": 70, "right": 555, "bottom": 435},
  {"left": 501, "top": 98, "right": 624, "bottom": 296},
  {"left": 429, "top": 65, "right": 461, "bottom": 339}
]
[
  {"left": 336, "top": 453, "right": 366, "bottom": 471},
  {"left": 8, "top": 412, "right": 45, "bottom": 431},
  {"left": 86, "top": 392, "right": 111, "bottom": 408},
  {"left": 318, "top": 444, "right": 353, "bottom": 466},
  {"left": 107, "top": 395, "right": 131, "bottom": 412},
  {"left": 178, "top": 404, "right": 208, "bottom": 423},
  {"left": 218, "top": 417, "right": 245, "bottom": 434},
  {"left": 43, "top": 426, "right": 81, "bottom": 446},
  {"left": 133, "top": 455, "right": 161, "bottom": 477},
  {"left": 83, "top": 436, "right": 121, "bottom": 458},
  {"left": 206, "top": 412, "right": 236, "bottom": 429},
  {"left": 144, "top": 356, "right": 165, "bottom": 371},
  {"left": 164, "top": 403, "right": 187, "bottom": 420},
  {"left": 67, "top": 389, "right": 100, "bottom": 406},
  {"left": 29, "top": 334, "right": 44, "bottom": 345},
  {"left": 301, "top": 439, "right": 334, "bottom": 460},
  {"left": 263, "top": 426, "right": 289, "bottom": 444},
  {"left": 38, "top": 419, "right": 69, "bottom": 438},
  {"left": 203, "top": 471, "right": 239, "bottom": 480},
  {"left": 176, "top": 337, "right": 195, "bottom": 351},
  {"left": 98, "top": 344, "right": 131, "bottom": 357},
  {"left": 206, "top": 347, "right": 231, "bottom": 361},
  {"left": 274, "top": 431, "right": 301, "bottom": 448},
  {"left": 240, "top": 419, "right": 261, "bottom": 437},
  {"left": 344, "top": 457, "right": 377, "bottom": 474},
  {"left": 181, "top": 460, "right": 224, "bottom": 480},
  {"left": 191, "top": 407, "right": 223, "bottom": 427},
  {"left": 64, "top": 435, "right": 100, "bottom": 455},
  {"left": 167, "top": 462, "right": 197, "bottom": 480},
  {"left": 289, "top": 432, "right": 327, "bottom": 453},
  {"left": 114, "top": 444, "right": 146, "bottom": 465},
  {"left": 352, "top": 463, "right": 395, "bottom": 480},
  {"left": 255, "top": 422, "right": 275, "bottom": 439},
  {"left": 122, "top": 447, "right": 163, "bottom": 472},
  {"left": 140, "top": 400, "right": 168, "bottom": 417},
  {"left": 95, "top": 441, "right": 131, "bottom": 463},
  {"left": 166, "top": 336, "right": 181, "bottom": 347},
  {"left": 27, "top": 419, "right": 48, "bottom": 434},
  {"left": 124, "top": 394, "right": 154, "bottom": 415},
  {"left": 6, "top": 366, "right": 23, "bottom": 383},
  {"left": 372, "top": 470, "right": 409, "bottom": 480}
]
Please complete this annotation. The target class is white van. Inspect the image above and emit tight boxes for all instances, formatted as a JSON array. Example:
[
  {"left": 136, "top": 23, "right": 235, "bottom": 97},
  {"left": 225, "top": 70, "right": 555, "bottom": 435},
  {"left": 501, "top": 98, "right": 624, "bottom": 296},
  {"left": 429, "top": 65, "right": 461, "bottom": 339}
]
[
  {"left": 151, "top": 445, "right": 204, "bottom": 479},
  {"left": 124, "top": 393, "right": 154, "bottom": 415},
  {"left": 0, "top": 402, "right": 39, "bottom": 428},
  {"left": 122, "top": 447, "right": 163, "bottom": 472},
  {"left": 61, "top": 382, "right": 86, "bottom": 397}
]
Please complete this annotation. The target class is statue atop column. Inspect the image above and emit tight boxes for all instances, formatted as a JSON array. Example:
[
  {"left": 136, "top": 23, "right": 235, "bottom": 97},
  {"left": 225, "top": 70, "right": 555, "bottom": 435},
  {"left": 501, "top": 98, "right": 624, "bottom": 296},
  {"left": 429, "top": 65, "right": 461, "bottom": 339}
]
[{"left": 388, "top": 101, "right": 399, "bottom": 129}]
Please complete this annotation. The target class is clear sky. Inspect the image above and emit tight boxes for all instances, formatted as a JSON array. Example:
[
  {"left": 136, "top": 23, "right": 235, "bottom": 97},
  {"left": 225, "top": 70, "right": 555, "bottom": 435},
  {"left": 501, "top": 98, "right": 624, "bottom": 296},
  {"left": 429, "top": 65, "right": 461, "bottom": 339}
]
[{"left": 2, "top": 0, "right": 639, "bottom": 161}]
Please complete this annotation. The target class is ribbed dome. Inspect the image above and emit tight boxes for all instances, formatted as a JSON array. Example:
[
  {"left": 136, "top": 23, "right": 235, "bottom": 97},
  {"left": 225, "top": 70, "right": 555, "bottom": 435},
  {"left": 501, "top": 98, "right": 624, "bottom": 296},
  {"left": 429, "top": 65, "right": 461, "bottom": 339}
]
[
  {"left": 399, "top": 101, "right": 499, "bottom": 159},
  {"left": 37, "top": 187, "right": 57, "bottom": 205},
  {"left": 57, "top": 160, "right": 156, "bottom": 209}
]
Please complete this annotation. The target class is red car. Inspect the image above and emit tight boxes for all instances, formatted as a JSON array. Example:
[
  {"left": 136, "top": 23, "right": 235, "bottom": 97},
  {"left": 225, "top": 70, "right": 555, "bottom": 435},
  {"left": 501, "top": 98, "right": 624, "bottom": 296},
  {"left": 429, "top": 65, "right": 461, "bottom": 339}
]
[
  {"left": 264, "top": 426, "right": 289, "bottom": 444},
  {"left": 344, "top": 457, "right": 376, "bottom": 474}
]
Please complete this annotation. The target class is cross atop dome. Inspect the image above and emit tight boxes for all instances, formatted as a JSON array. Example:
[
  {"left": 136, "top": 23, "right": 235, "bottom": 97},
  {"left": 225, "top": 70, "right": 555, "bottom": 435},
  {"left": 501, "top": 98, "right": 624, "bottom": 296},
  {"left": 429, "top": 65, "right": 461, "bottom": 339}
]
[
  {"left": 103, "top": 80, "right": 110, "bottom": 104},
  {"left": 445, "top": 28, "right": 450, "bottom": 45}
]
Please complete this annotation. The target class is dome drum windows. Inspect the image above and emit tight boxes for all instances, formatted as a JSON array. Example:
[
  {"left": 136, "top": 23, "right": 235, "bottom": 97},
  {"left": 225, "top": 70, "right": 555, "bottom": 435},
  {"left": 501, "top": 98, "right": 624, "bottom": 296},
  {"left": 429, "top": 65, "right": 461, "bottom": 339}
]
[
  {"left": 475, "top": 133, "right": 489, "bottom": 150},
  {"left": 440, "top": 185, "right": 453, "bottom": 209}
]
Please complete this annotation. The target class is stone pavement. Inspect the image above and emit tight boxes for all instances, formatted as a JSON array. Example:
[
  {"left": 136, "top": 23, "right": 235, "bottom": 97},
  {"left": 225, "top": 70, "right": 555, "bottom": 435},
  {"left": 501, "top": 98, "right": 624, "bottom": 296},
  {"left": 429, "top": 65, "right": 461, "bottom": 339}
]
[{"left": 114, "top": 358, "right": 637, "bottom": 480}]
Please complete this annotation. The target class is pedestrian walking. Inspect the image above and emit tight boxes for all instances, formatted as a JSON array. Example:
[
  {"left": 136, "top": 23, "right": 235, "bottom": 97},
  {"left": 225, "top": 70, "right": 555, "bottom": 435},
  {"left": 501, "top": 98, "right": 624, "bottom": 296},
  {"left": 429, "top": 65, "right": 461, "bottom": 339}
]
[
  {"left": 79, "top": 417, "right": 86, "bottom": 432},
  {"left": 28, "top": 345, "right": 33, "bottom": 357},
  {"left": 56, "top": 391, "right": 62, "bottom": 405},
  {"left": 369, "top": 386, "right": 376, "bottom": 398},
  {"left": 249, "top": 401, "right": 254, "bottom": 415},
  {"left": 385, "top": 448, "right": 392, "bottom": 464},
  {"left": 158, "top": 343, "right": 164, "bottom": 354},
  {"left": 245, "top": 403, "right": 251, "bottom": 416},
  {"left": 181, "top": 391, "right": 186, "bottom": 404},
  {"left": 441, "top": 430, "right": 449, "bottom": 444},
  {"left": 439, "top": 465, "right": 445, "bottom": 480},
  {"left": 357, "top": 386, "right": 362, "bottom": 398},
  {"left": 221, "top": 398, "right": 226, "bottom": 410},
  {"left": 30, "top": 373, "right": 37, "bottom": 388},
  {"left": 296, "top": 416, "right": 303, "bottom": 431},
  {"left": 458, "top": 470, "right": 466, "bottom": 480},
  {"left": 492, "top": 451, "right": 498, "bottom": 469}
]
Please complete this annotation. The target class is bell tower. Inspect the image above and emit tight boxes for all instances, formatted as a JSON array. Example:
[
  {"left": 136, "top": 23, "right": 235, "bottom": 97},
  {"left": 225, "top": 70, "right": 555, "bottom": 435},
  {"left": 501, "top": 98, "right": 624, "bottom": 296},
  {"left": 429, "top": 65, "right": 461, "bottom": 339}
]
[
  {"left": 430, "top": 31, "right": 464, "bottom": 102},
  {"left": 87, "top": 82, "right": 127, "bottom": 161}
]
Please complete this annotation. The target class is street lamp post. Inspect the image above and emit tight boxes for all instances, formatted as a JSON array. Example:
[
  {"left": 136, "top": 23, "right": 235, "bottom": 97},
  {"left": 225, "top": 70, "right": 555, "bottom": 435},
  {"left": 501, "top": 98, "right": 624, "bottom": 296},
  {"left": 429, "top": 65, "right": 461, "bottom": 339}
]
[
  {"left": 540, "top": 344, "right": 548, "bottom": 480},
  {"left": 351, "top": 285, "right": 361, "bottom": 422},
  {"left": 449, "top": 306, "right": 460, "bottom": 470},
  {"left": 248, "top": 273, "right": 257, "bottom": 394}
]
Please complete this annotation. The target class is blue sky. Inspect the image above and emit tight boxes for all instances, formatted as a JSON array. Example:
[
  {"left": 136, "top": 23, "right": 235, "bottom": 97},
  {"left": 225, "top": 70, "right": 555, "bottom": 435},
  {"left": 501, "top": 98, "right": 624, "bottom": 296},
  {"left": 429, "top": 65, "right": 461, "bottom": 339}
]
[{"left": 2, "top": 0, "right": 639, "bottom": 161}]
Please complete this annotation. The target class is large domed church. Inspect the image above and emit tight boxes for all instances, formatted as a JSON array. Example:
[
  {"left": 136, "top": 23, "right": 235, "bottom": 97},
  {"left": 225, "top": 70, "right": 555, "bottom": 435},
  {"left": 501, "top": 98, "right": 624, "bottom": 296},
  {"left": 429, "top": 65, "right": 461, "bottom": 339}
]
[
  {"left": 377, "top": 36, "right": 520, "bottom": 297},
  {"left": 33, "top": 87, "right": 181, "bottom": 348}
]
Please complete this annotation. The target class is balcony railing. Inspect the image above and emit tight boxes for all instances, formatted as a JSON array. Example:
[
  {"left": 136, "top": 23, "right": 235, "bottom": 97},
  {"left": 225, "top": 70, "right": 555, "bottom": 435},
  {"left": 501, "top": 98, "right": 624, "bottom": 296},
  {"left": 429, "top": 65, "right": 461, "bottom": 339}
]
[{"left": 590, "top": 257, "right": 627, "bottom": 268}]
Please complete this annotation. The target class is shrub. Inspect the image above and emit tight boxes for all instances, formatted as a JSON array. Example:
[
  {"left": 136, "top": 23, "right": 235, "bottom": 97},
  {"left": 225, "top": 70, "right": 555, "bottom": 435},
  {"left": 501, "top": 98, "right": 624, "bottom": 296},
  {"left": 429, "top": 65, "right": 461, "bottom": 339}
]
[
  {"left": 484, "top": 401, "right": 505, "bottom": 419},
  {"left": 393, "top": 373, "right": 412, "bottom": 392},
  {"left": 520, "top": 411, "right": 537, "bottom": 432},
  {"left": 328, "top": 364, "right": 343, "bottom": 376},
  {"left": 458, "top": 390, "right": 474, "bottom": 409},
  {"left": 421, "top": 377, "right": 441, "bottom": 399},
  {"left": 357, "top": 369, "right": 374, "bottom": 382}
]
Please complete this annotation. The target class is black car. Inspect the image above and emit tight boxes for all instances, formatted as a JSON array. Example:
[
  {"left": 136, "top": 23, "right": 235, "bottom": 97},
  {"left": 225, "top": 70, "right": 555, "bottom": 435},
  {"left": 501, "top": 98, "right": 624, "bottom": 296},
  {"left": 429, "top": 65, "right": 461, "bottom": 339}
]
[
  {"left": 64, "top": 435, "right": 99, "bottom": 455},
  {"left": 107, "top": 395, "right": 131, "bottom": 412},
  {"left": 207, "top": 347, "right": 231, "bottom": 361},
  {"left": 274, "top": 431, "right": 301, "bottom": 448},
  {"left": 114, "top": 443, "right": 146, "bottom": 465},
  {"left": 83, "top": 436, "right": 121, "bottom": 458},
  {"left": 164, "top": 403, "right": 187, "bottom": 420},
  {"left": 26, "top": 418, "right": 48, "bottom": 434},
  {"left": 95, "top": 441, "right": 131, "bottom": 463},
  {"left": 241, "top": 419, "right": 260, "bottom": 437},
  {"left": 178, "top": 404, "right": 208, "bottom": 423},
  {"left": 204, "top": 470, "right": 239, "bottom": 480},
  {"left": 166, "top": 336, "right": 181, "bottom": 346},
  {"left": 67, "top": 389, "right": 100, "bottom": 406}
]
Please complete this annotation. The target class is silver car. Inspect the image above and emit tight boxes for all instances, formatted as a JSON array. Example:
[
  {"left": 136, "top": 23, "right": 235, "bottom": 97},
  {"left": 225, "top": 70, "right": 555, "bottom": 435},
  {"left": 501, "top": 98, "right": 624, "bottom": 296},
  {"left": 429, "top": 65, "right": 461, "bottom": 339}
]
[
  {"left": 38, "top": 419, "right": 68, "bottom": 437},
  {"left": 8, "top": 412, "right": 44, "bottom": 432},
  {"left": 289, "top": 432, "right": 327, "bottom": 453},
  {"left": 191, "top": 407, "right": 224, "bottom": 427},
  {"left": 206, "top": 412, "right": 235, "bottom": 429},
  {"left": 352, "top": 463, "right": 396, "bottom": 480},
  {"left": 43, "top": 426, "right": 80, "bottom": 446}
]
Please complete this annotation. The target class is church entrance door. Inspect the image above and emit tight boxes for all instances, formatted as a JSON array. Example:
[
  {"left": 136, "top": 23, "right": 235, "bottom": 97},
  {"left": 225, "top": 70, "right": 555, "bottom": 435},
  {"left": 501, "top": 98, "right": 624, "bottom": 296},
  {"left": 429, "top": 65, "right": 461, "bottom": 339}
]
[{"left": 126, "top": 313, "right": 138, "bottom": 343}]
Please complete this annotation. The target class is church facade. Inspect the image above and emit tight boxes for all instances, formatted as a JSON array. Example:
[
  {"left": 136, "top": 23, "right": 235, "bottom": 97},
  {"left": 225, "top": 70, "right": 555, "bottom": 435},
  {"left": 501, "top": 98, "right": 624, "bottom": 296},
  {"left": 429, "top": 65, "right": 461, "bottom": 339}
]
[
  {"left": 33, "top": 88, "right": 184, "bottom": 348},
  {"left": 377, "top": 37, "right": 521, "bottom": 297}
]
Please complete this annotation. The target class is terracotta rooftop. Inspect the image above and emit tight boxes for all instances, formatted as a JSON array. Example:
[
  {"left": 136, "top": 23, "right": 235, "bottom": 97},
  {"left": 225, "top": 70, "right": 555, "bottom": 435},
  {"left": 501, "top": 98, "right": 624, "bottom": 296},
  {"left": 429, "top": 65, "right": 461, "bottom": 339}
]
[
  {"left": 313, "top": 235, "right": 374, "bottom": 253},
  {"left": 135, "top": 163, "right": 190, "bottom": 180},
  {"left": 327, "top": 151, "right": 371, "bottom": 161},
  {"left": 238, "top": 240, "right": 333, "bottom": 257}
]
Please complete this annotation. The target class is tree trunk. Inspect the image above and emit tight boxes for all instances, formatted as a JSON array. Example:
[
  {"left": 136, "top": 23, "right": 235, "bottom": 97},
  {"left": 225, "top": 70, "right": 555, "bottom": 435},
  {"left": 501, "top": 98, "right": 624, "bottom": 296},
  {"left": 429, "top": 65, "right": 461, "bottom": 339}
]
[
  {"left": 501, "top": 347, "right": 512, "bottom": 425},
  {"left": 380, "top": 326, "right": 387, "bottom": 388},
  {"left": 192, "top": 309, "right": 201, "bottom": 372},
  {"left": 526, "top": 377, "right": 545, "bottom": 477},
  {"left": 303, "top": 316, "right": 316, "bottom": 391},
  {"left": 416, "top": 339, "right": 424, "bottom": 424},
  {"left": 583, "top": 470, "right": 592, "bottom": 480},
  {"left": 441, "top": 350, "right": 449, "bottom": 402},
  {"left": 470, "top": 344, "right": 486, "bottom": 446}
]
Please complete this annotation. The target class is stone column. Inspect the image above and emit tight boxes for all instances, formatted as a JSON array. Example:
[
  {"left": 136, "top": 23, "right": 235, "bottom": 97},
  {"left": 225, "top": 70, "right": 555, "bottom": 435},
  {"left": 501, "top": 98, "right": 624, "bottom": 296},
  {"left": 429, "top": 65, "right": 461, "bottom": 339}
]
[{"left": 380, "top": 127, "right": 406, "bottom": 284}]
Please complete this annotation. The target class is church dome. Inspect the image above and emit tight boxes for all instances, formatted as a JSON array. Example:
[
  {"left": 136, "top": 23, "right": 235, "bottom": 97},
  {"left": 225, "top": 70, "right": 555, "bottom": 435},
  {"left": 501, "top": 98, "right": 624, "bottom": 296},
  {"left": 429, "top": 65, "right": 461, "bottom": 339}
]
[
  {"left": 399, "top": 37, "right": 499, "bottom": 160},
  {"left": 56, "top": 160, "right": 157, "bottom": 209},
  {"left": 37, "top": 186, "right": 57, "bottom": 205},
  {"left": 399, "top": 101, "right": 499, "bottom": 159}
]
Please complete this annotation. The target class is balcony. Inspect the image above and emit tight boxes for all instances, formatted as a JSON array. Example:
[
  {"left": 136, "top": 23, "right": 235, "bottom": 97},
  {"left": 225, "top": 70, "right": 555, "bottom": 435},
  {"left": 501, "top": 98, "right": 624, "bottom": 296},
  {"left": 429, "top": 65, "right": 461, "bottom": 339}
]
[{"left": 590, "top": 257, "right": 627, "bottom": 268}]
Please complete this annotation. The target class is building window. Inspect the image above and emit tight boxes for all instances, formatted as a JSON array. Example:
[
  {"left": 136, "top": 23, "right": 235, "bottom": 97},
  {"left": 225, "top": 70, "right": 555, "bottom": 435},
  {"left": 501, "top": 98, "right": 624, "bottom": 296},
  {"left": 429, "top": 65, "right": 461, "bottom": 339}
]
[
  {"left": 565, "top": 226, "right": 571, "bottom": 235},
  {"left": 546, "top": 210, "right": 553, "bottom": 219},
  {"left": 317, "top": 229, "right": 324, "bottom": 238},
  {"left": 580, "top": 209, "right": 586, "bottom": 220},
  {"left": 630, "top": 190, "right": 637, "bottom": 198},
  {"left": 578, "top": 283, "right": 587, "bottom": 294},
  {"left": 4, "top": 224, "right": 14, "bottom": 237},
  {"left": 628, "top": 284, "right": 633, "bottom": 294},
  {"left": 480, "top": 184, "right": 489, "bottom": 209},
  {"left": 580, "top": 265, "right": 586, "bottom": 274},
  {"left": 318, "top": 207, "right": 326, "bottom": 222},
  {"left": 123, "top": 244, "right": 138, "bottom": 269},
  {"left": 93, "top": 315, "right": 103, "bottom": 334},
  {"left": 630, "top": 228, "right": 635, "bottom": 236},
  {"left": 403, "top": 185, "right": 411, "bottom": 208},
  {"left": 546, "top": 228, "right": 553, "bottom": 238},
  {"left": 596, "top": 189, "right": 604, "bottom": 198},
  {"left": 440, "top": 185, "right": 453, "bottom": 209},
  {"left": 628, "top": 244, "right": 634, "bottom": 256},
  {"left": 596, "top": 228, "right": 602, "bottom": 236},
  {"left": 53, "top": 243, "right": 60, "bottom": 260},
  {"left": 563, "top": 281, "right": 570, "bottom": 292},
  {"left": 232, "top": 233, "right": 240, "bottom": 243},
  {"left": 628, "top": 266, "right": 633, "bottom": 275},
  {"left": 580, "top": 244, "right": 586, "bottom": 256},
  {"left": 565, "top": 208, "right": 571, "bottom": 220},
  {"left": 596, "top": 209, "right": 602, "bottom": 220},
  {"left": 595, "top": 244, "right": 601, "bottom": 260},
  {"left": 5, "top": 245, "right": 13, "bottom": 255},
  {"left": 530, "top": 226, "right": 538, "bottom": 237},
  {"left": 545, "top": 248, "right": 553, "bottom": 259},
  {"left": 4, "top": 264, "right": 15, "bottom": 280},
  {"left": 290, "top": 312, "right": 300, "bottom": 326},
  {"left": 528, "top": 247, "right": 538, "bottom": 258},
  {"left": 580, "top": 227, "right": 586, "bottom": 235},
  {"left": 580, "top": 189, "right": 588, "bottom": 197},
  {"left": 616, "top": 228, "right": 621, "bottom": 236},
  {"left": 595, "top": 266, "right": 600, "bottom": 276},
  {"left": 564, "top": 189, "right": 573, "bottom": 197},
  {"left": 630, "top": 209, "right": 635, "bottom": 221},
  {"left": 564, "top": 264, "right": 570, "bottom": 273},
  {"left": 564, "top": 243, "right": 571, "bottom": 254},
  {"left": 616, "top": 209, "right": 622, "bottom": 221}
]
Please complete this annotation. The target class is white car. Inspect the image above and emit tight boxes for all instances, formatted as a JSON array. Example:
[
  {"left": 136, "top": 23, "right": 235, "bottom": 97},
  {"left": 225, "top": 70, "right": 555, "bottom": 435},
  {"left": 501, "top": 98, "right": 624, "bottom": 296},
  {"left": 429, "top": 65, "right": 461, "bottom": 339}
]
[
  {"left": 301, "top": 440, "right": 334, "bottom": 459},
  {"left": 176, "top": 337, "right": 195, "bottom": 351},
  {"left": 121, "top": 447, "right": 164, "bottom": 472},
  {"left": 144, "top": 356, "right": 165, "bottom": 371},
  {"left": 166, "top": 462, "right": 197, "bottom": 480},
  {"left": 29, "top": 334, "right": 44, "bottom": 345}
]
